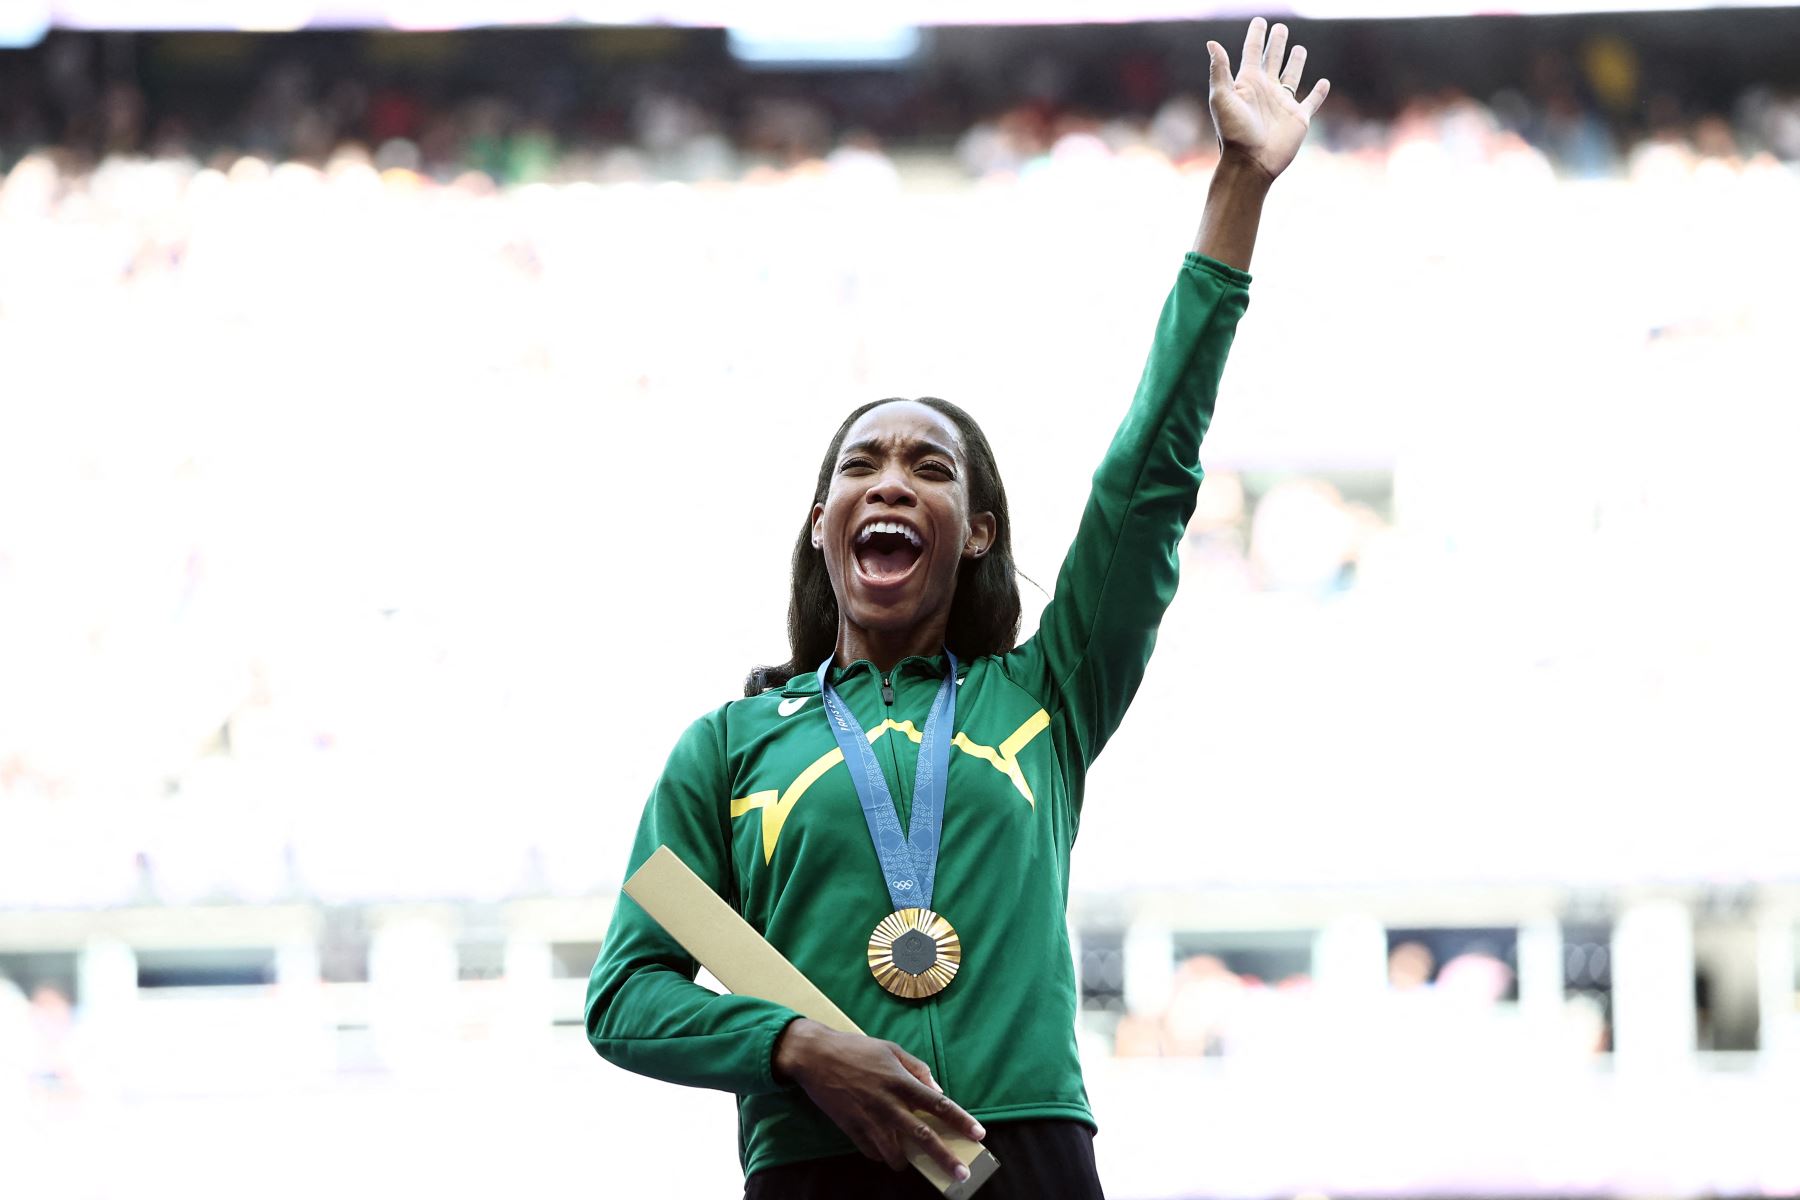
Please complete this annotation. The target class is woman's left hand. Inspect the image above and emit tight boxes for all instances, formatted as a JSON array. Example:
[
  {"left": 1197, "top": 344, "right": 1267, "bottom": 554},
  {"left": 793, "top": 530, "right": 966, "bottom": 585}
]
[{"left": 1207, "top": 17, "right": 1330, "bottom": 181}]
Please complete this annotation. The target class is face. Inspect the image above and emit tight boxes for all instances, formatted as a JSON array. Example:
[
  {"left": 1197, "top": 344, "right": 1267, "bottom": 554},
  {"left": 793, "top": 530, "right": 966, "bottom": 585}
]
[{"left": 811, "top": 401, "right": 997, "bottom": 648}]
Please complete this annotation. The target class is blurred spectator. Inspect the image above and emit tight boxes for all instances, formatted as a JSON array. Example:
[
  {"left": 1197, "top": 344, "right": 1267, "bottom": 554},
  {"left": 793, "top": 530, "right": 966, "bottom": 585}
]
[
  {"left": 1389, "top": 941, "right": 1436, "bottom": 991},
  {"left": 1437, "top": 950, "right": 1515, "bottom": 1007},
  {"left": 825, "top": 130, "right": 900, "bottom": 189},
  {"left": 1738, "top": 86, "right": 1800, "bottom": 159},
  {"left": 26, "top": 984, "right": 78, "bottom": 1097},
  {"left": 1249, "top": 479, "right": 1362, "bottom": 596},
  {"left": 1164, "top": 955, "right": 1252, "bottom": 1057},
  {"left": 1115, "top": 955, "right": 1315, "bottom": 1059}
]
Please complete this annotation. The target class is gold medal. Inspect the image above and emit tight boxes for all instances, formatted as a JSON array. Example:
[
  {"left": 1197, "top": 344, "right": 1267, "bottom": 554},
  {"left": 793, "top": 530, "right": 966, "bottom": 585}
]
[{"left": 868, "top": 907, "right": 961, "bottom": 999}]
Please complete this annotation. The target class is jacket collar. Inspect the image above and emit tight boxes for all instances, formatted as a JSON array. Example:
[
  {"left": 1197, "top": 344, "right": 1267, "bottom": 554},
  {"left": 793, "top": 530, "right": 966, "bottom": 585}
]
[{"left": 779, "top": 652, "right": 969, "bottom": 697}]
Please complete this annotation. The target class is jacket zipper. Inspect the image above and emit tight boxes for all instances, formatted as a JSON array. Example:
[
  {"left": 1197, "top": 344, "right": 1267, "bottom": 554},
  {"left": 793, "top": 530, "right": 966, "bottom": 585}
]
[{"left": 881, "top": 674, "right": 894, "bottom": 706}]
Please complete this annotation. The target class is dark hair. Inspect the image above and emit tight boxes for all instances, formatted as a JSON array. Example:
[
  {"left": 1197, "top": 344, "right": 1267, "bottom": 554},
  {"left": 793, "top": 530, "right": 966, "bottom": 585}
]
[{"left": 743, "top": 396, "right": 1021, "bottom": 696}]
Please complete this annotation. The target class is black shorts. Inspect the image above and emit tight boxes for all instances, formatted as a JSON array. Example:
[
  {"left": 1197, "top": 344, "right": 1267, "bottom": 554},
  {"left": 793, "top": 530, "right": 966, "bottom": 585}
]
[{"left": 742, "top": 1118, "right": 1104, "bottom": 1200}]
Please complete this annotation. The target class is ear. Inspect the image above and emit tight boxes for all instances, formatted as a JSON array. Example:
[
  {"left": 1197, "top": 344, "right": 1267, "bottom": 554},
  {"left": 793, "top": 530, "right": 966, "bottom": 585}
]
[
  {"left": 810, "top": 503, "right": 826, "bottom": 550},
  {"left": 962, "top": 511, "right": 997, "bottom": 560}
]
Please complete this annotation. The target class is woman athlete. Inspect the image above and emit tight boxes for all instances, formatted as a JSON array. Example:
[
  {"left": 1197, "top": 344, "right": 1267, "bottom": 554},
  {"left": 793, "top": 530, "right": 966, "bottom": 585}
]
[{"left": 588, "top": 19, "right": 1329, "bottom": 1198}]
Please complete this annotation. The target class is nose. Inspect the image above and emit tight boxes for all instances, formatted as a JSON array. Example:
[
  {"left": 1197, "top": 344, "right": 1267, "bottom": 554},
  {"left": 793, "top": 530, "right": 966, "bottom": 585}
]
[{"left": 863, "top": 465, "right": 917, "bottom": 508}]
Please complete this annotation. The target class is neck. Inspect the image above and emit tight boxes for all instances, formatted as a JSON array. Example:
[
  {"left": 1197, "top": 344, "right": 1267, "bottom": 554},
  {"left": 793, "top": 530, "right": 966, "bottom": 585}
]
[{"left": 834, "top": 615, "right": 949, "bottom": 673}]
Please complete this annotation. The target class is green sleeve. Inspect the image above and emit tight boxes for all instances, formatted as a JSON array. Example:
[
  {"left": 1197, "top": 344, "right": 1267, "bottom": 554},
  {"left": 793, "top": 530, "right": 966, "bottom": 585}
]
[
  {"left": 585, "top": 707, "right": 801, "bottom": 1096},
  {"left": 1003, "top": 251, "right": 1251, "bottom": 775}
]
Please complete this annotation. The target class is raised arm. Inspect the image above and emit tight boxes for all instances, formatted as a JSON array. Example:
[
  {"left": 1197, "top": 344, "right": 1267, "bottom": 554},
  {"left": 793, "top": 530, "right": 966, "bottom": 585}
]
[
  {"left": 1001, "top": 19, "right": 1328, "bottom": 786},
  {"left": 1194, "top": 17, "right": 1331, "bottom": 271}
]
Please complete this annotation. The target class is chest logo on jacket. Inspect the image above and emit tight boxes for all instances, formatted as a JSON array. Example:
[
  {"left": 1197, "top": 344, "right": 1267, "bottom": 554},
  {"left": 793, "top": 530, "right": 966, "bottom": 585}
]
[{"left": 730, "top": 709, "right": 1051, "bottom": 865}]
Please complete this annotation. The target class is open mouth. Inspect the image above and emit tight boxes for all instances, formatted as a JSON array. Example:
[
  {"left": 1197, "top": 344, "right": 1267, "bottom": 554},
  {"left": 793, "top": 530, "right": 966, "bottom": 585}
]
[{"left": 853, "top": 519, "right": 926, "bottom": 584}]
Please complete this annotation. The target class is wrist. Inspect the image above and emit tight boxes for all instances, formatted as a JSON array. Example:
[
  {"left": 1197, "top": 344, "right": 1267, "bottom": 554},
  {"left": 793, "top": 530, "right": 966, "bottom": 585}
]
[
  {"left": 773, "top": 1017, "right": 823, "bottom": 1085},
  {"left": 1192, "top": 149, "right": 1272, "bottom": 270},
  {"left": 1212, "top": 147, "right": 1277, "bottom": 193}
]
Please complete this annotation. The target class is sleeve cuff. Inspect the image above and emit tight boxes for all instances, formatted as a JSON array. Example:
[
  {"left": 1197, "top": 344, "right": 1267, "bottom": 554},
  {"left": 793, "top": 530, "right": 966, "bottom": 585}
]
[
  {"left": 756, "top": 1010, "right": 808, "bottom": 1094},
  {"left": 1183, "top": 251, "right": 1252, "bottom": 288}
]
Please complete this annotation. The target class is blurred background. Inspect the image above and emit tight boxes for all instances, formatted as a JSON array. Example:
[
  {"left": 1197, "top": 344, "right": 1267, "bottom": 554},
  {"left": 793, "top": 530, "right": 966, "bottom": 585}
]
[{"left": 3, "top": 1, "right": 1800, "bottom": 1198}]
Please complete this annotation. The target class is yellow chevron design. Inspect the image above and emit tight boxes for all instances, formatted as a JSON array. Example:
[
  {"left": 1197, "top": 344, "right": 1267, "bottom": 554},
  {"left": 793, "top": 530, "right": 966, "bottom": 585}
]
[
  {"left": 732, "top": 710, "right": 1050, "bottom": 864},
  {"left": 953, "top": 708, "right": 1050, "bottom": 807}
]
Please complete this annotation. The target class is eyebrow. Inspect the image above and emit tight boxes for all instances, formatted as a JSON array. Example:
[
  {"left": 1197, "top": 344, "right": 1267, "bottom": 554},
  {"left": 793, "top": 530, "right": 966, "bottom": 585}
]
[{"left": 840, "top": 437, "right": 960, "bottom": 463}]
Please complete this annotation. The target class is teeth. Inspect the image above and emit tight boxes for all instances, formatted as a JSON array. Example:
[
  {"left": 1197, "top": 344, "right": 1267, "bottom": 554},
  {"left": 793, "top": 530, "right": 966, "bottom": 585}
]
[{"left": 856, "top": 520, "right": 922, "bottom": 547}]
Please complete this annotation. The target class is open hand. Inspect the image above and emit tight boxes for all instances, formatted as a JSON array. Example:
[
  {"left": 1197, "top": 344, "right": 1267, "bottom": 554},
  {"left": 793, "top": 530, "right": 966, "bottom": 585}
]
[
  {"left": 774, "top": 1019, "right": 986, "bottom": 1178},
  {"left": 1207, "top": 18, "right": 1330, "bottom": 181}
]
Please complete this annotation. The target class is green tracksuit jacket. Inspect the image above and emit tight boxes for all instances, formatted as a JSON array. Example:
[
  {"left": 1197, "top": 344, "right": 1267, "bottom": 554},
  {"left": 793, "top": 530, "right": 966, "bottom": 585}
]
[{"left": 586, "top": 251, "right": 1251, "bottom": 1178}]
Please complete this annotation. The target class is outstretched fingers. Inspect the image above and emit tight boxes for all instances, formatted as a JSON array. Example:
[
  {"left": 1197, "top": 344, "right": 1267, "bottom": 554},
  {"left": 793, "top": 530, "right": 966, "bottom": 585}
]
[
  {"left": 1239, "top": 16, "right": 1266, "bottom": 76},
  {"left": 1280, "top": 44, "right": 1308, "bottom": 91},
  {"left": 1262, "top": 21, "right": 1290, "bottom": 77},
  {"left": 1282, "top": 39, "right": 1329, "bottom": 119},
  {"left": 1300, "top": 77, "right": 1332, "bottom": 119},
  {"left": 1235, "top": 18, "right": 1330, "bottom": 120},
  {"left": 1206, "top": 40, "right": 1233, "bottom": 92}
]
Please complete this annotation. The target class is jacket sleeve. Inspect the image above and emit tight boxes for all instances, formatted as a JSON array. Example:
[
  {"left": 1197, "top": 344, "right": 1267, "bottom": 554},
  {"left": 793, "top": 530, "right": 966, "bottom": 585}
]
[
  {"left": 584, "top": 707, "right": 801, "bottom": 1095},
  {"left": 1001, "top": 252, "right": 1250, "bottom": 777}
]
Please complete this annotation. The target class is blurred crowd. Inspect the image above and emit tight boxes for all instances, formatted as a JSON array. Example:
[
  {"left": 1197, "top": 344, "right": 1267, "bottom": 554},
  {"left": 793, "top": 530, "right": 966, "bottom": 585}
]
[
  {"left": 1107, "top": 938, "right": 1606, "bottom": 1064},
  {"left": 4, "top": 29, "right": 1800, "bottom": 186}
]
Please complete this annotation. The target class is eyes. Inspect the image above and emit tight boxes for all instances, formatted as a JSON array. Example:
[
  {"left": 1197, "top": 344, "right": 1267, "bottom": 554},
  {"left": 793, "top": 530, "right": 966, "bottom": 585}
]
[{"left": 840, "top": 455, "right": 955, "bottom": 480}]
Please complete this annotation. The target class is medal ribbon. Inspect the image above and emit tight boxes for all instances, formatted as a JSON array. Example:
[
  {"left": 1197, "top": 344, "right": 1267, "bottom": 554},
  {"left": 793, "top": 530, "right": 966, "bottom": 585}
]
[{"left": 816, "top": 652, "right": 959, "bottom": 913}]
